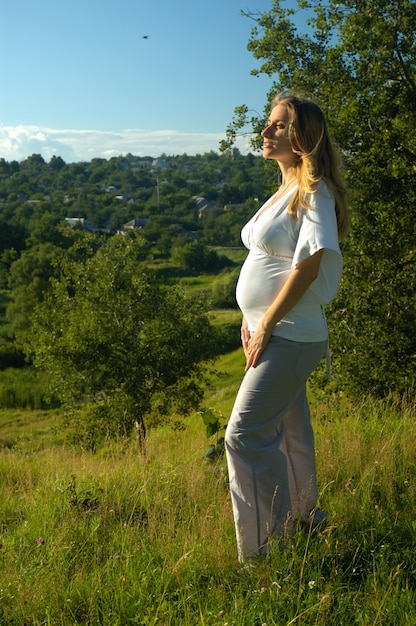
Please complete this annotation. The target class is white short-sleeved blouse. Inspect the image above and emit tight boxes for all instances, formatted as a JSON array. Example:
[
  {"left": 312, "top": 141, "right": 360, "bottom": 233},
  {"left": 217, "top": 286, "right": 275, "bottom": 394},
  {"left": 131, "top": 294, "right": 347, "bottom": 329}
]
[{"left": 235, "top": 181, "right": 342, "bottom": 342}]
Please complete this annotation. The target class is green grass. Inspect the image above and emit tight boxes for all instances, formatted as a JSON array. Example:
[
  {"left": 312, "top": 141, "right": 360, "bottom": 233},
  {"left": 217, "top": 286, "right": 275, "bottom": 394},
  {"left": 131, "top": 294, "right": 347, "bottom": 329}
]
[
  {"left": 0, "top": 408, "right": 65, "bottom": 451},
  {"left": 0, "top": 350, "right": 415, "bottom": 625}
]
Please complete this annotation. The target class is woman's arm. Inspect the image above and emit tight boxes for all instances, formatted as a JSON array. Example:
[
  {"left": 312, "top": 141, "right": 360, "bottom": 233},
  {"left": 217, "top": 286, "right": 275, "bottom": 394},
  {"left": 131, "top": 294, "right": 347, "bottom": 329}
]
[{"left": 245, "top": 249, "right": 324, "bottom": 370}]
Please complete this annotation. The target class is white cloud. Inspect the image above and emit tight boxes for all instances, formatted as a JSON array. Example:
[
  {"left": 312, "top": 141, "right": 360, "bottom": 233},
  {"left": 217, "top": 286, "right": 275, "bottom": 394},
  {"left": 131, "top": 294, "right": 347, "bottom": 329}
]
[{"left": 0, "top": 125, "right": 256, "bottom": 163}]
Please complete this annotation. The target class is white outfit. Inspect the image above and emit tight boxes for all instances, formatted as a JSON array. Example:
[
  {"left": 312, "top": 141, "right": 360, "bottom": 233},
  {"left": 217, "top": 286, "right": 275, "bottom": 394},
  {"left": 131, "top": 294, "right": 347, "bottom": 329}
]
[
  {"left": 236, "top": 181, "right": 342, "bottom": 342},
  {"left": 225, "top": 181, "right": 342, "bottom": 561}
]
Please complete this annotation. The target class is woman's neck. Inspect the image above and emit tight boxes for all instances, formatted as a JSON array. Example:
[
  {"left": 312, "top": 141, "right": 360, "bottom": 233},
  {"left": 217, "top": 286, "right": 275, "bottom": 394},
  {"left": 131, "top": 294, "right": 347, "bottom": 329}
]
[
  {"left": 278, "top": 174, "right": 298, "bottom": 197},
  {"left": 279, "top": 164, "right": 298, "bottom": 187}
]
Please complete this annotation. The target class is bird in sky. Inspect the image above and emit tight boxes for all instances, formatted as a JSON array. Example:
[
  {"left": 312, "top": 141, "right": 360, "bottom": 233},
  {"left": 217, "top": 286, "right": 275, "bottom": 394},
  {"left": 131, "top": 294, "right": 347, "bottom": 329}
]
[{"left": 142, "top": 35, "right": 149, "bottom": 39}]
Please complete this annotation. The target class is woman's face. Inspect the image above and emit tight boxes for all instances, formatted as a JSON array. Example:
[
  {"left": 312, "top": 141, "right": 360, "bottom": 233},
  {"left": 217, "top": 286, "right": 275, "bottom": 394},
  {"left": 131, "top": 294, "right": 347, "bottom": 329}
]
[{"left": 261, "top": 103, "right": 296, "bottom": 166}]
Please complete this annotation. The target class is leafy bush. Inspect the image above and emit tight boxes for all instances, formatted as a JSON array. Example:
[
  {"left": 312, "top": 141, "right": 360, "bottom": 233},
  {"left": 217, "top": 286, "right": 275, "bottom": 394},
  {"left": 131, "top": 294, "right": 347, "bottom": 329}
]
[{"left": 172, "top": 242, "right": 231, "bottom": 273}]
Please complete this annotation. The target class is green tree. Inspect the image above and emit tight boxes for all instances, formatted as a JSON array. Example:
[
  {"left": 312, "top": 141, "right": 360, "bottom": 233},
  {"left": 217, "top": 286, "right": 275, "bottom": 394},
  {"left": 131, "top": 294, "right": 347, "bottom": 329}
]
[
  {"left": 0, "top": 219, "right": 26, "bottom": 255},
  {"left": 48, "top": 155, "right": 66, "bottom": 171},
  {"left": 7, "top": 243, "right": 62, "bottom": 338},
  {"left": 223, "top": 0, "right": 416, "bottom": 398},
  {"left": 26, "top": 210, "right": 67, "bottom": 248},
  {"left": 172, "top": 241, "right": 229, "bottom": 273},
  {"left": 20, "top": 154, "right": 46, "bottom": 174},
  {"left": 22, "top": 233, "right": 217, "bottom": 448}
]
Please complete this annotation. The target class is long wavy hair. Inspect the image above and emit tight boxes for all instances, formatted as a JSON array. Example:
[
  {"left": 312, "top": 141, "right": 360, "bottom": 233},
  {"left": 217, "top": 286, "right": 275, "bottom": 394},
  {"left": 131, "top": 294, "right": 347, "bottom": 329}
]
[{"left": 272, "top": 94, "right": 349, "bottom": 240}]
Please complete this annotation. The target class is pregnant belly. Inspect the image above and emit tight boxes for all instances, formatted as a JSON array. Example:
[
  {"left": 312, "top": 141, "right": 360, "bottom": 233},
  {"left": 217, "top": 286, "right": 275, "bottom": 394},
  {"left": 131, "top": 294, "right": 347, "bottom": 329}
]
[{"left": 236, "top": 253, "right": 291, "bottom": 326}]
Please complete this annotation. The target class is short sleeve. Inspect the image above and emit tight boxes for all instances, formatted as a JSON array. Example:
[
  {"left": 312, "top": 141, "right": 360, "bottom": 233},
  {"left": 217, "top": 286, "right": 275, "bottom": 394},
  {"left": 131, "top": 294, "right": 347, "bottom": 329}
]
[{"left": 292, "top": 182, "right": 343, "bottom": 304}]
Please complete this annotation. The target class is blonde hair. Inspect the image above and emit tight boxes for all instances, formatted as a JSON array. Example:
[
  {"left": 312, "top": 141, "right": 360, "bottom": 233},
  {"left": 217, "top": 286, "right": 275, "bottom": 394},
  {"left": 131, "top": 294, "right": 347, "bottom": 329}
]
[{"left": 272, "top": 94, "right": 349, "bottom": 239}]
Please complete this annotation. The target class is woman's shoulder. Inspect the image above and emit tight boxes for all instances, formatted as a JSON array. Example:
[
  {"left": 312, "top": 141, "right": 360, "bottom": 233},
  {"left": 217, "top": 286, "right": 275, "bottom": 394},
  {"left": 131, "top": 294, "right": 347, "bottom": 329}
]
[
  {"left": 315, "top": 179, "right": 333, "bottom": 199},
  {"left": 304, "top": 180, "right": 335, "bottom": 211}
]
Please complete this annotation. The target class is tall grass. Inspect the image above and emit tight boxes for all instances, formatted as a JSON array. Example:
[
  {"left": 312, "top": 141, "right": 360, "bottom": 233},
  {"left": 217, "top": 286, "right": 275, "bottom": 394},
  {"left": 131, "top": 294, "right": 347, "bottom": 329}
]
[{"left": 0, "top": 350, "right": 415, "bottom": 625}]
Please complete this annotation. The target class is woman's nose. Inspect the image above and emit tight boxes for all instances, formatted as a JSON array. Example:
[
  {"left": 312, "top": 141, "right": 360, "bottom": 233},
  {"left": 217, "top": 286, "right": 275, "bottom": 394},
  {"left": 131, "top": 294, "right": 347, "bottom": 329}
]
[{"left": 262, "top": 124, "right": 273, "bottom": 138}]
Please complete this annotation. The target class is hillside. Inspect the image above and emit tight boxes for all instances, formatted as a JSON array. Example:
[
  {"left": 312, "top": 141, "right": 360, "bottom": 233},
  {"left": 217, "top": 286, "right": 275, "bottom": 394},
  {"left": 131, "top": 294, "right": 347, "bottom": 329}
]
[{"left": 0, "top": 351, "right": 415, "bottom": 624}]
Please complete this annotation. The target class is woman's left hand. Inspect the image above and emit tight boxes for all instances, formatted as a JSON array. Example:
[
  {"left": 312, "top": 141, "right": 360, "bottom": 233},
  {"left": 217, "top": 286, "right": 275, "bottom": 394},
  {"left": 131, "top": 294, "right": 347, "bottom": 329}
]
[{"left": 245, "top": 324, "right": 273, "bottom": 371}]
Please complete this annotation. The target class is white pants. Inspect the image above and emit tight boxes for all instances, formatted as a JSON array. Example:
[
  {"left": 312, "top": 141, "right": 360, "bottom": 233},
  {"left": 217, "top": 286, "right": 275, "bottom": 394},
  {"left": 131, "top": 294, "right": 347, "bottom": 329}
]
[{"left": 225, "top": 336, "right": 326, "bottom": 561}]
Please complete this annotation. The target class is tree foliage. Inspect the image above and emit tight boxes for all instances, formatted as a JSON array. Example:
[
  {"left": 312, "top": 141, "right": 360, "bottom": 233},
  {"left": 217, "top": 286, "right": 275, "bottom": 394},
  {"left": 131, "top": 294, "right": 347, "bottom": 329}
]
[
  {"left": 22, "top": 233, "right": 217, "bottom": 447},
  {"left": 223, "top": 0, "right": 416, "bottom": 397},
  {"left": 7, "top": 243, "right": 62, "bottom": 337},
  {"left": 172, "top": 241, "right": 231, "bottom": 273}
]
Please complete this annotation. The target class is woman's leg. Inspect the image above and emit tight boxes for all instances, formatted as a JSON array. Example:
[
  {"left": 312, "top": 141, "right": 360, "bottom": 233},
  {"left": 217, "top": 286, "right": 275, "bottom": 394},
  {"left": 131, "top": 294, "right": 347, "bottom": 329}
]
[
  {"left": 279, "top": 388, "right": 318, "bottom": 522},
  {"left": 225, "top": 337, "right": 326, "bottom": 561}
]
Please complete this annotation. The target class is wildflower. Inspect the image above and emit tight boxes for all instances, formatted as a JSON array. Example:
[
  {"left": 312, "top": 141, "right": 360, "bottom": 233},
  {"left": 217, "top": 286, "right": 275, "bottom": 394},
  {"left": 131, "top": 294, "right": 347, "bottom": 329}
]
[
  {"left": 38, "top": 537, "right": 45, "bottom": 545},
  {"left": 308, "top": 580, "right": 316, "bottom": 589},
  {"left": 218, "top": 610, "right": 225, "bottom": 617}
]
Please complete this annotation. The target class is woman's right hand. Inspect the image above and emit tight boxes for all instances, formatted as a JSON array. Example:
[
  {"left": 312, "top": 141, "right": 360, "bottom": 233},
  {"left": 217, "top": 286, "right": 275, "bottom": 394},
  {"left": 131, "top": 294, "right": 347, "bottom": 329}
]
[{"left": 241, "top": 317, "right": 250, "bottom": 358}]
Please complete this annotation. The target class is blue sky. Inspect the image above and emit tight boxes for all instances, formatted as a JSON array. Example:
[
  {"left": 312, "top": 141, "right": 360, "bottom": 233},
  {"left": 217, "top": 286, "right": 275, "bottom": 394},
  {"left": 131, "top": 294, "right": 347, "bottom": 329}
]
[{"left": 0, "top": 0, "right": 304, "bottom": 162}]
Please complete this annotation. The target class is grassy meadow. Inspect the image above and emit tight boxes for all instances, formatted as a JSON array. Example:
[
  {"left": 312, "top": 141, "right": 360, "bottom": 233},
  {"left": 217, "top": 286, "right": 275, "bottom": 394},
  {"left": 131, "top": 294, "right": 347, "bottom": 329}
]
[{"left": 0, "top": 347, "right": 415, "bottom": 625}]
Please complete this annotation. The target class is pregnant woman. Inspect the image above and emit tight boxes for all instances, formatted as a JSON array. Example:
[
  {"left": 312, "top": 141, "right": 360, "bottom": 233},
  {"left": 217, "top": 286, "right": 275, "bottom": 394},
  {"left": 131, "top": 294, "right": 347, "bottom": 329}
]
[{"left": 225, "top": 94, "right": 349, "bottom": 562}]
